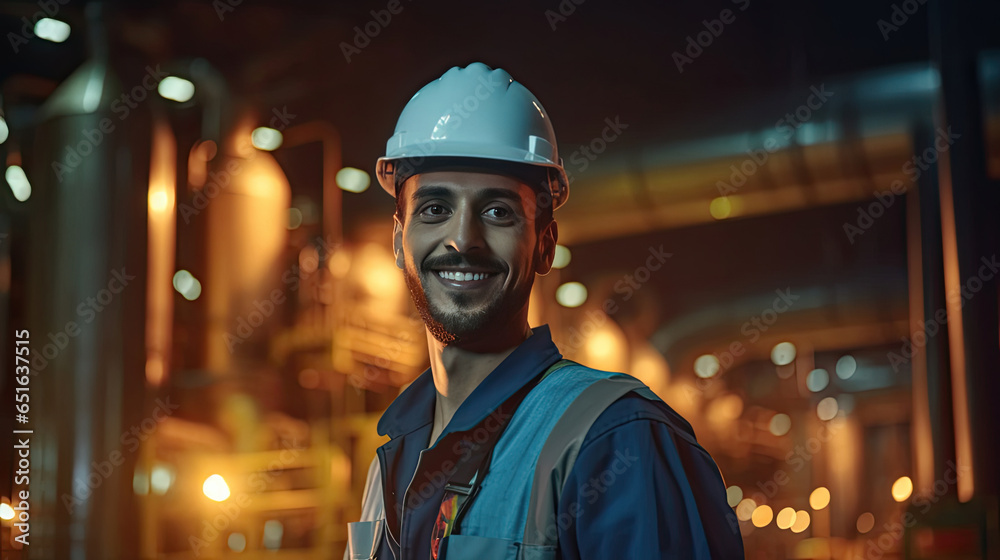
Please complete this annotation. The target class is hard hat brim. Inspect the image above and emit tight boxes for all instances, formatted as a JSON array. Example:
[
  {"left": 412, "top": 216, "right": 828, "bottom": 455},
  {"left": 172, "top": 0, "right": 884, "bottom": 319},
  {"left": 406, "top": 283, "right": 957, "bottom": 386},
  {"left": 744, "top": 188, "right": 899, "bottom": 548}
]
[{"left": 377, "top": 152, "right": 568, "bottom": 211}]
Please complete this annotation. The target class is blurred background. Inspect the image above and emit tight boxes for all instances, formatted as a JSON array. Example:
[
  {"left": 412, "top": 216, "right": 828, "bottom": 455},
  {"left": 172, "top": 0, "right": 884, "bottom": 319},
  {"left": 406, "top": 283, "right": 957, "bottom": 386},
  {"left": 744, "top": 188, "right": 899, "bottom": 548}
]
[{"left": 0, "top": 0, "right": 998, "bottom": 558}]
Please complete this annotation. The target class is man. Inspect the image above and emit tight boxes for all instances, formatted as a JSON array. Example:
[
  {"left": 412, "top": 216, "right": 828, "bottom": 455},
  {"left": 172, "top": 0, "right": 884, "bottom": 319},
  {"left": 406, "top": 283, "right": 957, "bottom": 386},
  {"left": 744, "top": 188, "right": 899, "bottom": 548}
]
[{"left": 346, "top": 62, "right": 744, "bottom": 559}]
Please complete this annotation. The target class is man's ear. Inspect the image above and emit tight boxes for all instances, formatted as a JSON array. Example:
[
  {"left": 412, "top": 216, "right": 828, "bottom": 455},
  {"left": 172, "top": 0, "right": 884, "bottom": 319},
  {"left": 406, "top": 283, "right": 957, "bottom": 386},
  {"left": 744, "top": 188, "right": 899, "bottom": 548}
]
[
  {"left": 535, "top": 219, "right": 558, "bottom": 276},
  {"left": 392, "top": 214, "right": 405, "bottom": 270}
]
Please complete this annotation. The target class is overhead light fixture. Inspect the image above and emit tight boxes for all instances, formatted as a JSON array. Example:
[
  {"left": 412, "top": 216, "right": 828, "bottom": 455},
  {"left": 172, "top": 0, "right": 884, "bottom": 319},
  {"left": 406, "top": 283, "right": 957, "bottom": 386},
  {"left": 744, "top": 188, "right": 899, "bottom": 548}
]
[
  {"left": 34, "top": 18, "right": 71, "bottom": 43},
  {"left": 251, "top": 127, "right": 283, "bottom": 151},
  {"left": 335, "top": 167, "right": 371, "bottom": 193},
  {"left": 6, "top": 165, "right": 32, "bottom": 202},
  {"left": 157, "top": 76, "right": 195, "bottom": 103}
]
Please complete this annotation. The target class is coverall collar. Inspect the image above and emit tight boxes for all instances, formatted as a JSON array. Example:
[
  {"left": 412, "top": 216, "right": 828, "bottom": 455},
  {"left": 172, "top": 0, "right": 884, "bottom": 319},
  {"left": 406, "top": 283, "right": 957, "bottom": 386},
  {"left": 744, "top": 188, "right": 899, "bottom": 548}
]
[{"left": 376, "top": 324, "right": 563, "bottom": 440}]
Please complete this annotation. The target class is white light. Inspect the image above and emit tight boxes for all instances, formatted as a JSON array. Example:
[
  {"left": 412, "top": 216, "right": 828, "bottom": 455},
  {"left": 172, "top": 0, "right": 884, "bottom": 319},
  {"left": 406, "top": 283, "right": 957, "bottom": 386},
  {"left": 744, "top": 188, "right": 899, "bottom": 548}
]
[
  {"left": 336, "top": 167, "right": 371, "bottom": 193},
  {"left": 807, "top": 368, "right": 830, "bottom": 392},
  {"left": 694, "top": 354, "right": 720, "bottom": 379},
  {"left": 227, "top": 532, "right": 247, "bottom": 552},
  {"left": 173, "top": 270, "right": 202, "bottom": 301},
  {"left": 817, "top": 397, "right": 839, "bottom": 421},
  {"left": 251, "top": 127, "right": 283, "bottom": 151},
  {"left": 288, "top": 207, "right": 303, "bottom": 229},
  {"left": 133, "top": 470, "right": 149, "bottom": 495},
  {"left": 203, "top": 474, "right": 230, "bottom": 501},
  {"left": 726, "top": 486, "right": 743, "bottom": 507},
  {"left": 263, "top": 520, "right": 284, "bottom": 550},
  {"left": 552, "top": 245, "right": 571, "bottom": 269},
  {"left": 0, "top": 116, "right": 9, "bottom": 144},
  {"left": 771, "top": 342, "right": 797, "bottom": 366},
  {"left": 555, "top": 282, "right": 587, "bottom": 307},
  {"left": 6, "top": 165, "right": 32, "bottom": 202},
  {"left": 769, "top": 413, "right": 791, "bottom": 436},
  {"left": 736, "top": 498, "right": 756, "bottom": 521},
  {"left": 836, "top": 355, "right": 857, "bottom": 379},
  {"left": 173, "top": 270, "right": 194, "bottom": 293},
  {"left": 34, "top": 18, "right": 71, "bottom": 43},
  {"left": 150, "top": 463, "right": 174, "bottom": 495},
  {"left": 183, "top": 278, "right": 202, "bottom": 301},
  {"left": 157, "top": 76, "right": 195, "bottom": 103},
  {"left": 0, "top": 503, "right": 15, "bottom": 520}
]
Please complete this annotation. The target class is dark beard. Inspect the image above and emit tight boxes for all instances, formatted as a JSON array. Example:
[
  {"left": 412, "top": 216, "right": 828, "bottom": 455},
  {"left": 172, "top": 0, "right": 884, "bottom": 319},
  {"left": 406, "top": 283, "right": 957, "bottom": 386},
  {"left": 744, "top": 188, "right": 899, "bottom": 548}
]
[{"left": 402, "top": 257, "right": 532, "bottom": 345}]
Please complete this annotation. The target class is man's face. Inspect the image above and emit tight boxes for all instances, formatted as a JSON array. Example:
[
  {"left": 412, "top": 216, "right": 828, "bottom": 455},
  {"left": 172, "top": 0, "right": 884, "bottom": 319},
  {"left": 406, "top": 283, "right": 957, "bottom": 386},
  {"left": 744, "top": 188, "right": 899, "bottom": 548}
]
[{"left": 393, "top": 170, "right": 557, "bottom": 345}]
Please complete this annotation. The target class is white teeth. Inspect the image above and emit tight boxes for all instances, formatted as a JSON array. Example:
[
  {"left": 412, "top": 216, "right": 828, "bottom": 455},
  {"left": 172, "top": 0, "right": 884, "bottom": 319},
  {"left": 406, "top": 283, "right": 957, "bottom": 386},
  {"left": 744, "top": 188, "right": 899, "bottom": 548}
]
[{"left": 437, "top": 271, "right": 493, "bottom": 281}]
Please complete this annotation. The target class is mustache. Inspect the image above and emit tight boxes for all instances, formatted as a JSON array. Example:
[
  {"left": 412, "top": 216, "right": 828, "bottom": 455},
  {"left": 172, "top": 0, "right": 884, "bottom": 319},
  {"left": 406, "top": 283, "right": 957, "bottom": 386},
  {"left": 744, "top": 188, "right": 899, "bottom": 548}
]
[{"left": 423, "top": 254, "right": 505, "bottom": 273}]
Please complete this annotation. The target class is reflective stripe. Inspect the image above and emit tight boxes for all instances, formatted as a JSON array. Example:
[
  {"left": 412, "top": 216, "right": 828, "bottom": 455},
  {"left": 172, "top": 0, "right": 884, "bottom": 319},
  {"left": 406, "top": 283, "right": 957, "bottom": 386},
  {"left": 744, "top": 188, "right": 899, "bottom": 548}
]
[
  {"left": 521, "top": 376, "right": 649, "bottom": 549},
  {"left": 345, "top": 456, "right": 386, "bottom": 560}
]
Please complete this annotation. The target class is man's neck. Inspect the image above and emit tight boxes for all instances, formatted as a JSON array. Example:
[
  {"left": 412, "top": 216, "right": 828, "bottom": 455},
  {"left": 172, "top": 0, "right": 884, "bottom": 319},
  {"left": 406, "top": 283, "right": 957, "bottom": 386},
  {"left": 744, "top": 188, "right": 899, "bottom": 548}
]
[{"left": 426, "top": 323, "right": 533, "bottom": 446}]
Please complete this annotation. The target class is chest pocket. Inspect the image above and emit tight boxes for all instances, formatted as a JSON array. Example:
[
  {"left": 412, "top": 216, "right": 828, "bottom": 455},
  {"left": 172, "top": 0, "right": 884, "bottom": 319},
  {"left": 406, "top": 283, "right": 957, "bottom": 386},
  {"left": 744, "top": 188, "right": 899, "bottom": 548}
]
[{"left": 437, "top": 535, "right": 556, "bottom": 560}]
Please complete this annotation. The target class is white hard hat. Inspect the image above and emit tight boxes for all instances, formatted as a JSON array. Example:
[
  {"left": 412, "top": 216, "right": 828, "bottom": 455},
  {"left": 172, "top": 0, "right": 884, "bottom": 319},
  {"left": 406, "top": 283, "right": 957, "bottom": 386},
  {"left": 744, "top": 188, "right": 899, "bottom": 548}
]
[{"left": 376, "top": 62, "right": 569, "bottom": 210}]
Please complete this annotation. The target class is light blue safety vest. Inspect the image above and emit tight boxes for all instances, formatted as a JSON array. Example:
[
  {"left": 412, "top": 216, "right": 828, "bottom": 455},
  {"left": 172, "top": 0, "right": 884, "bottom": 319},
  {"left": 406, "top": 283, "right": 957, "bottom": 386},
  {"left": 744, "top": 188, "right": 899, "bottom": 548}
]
[{"left": 348, "top": 360, "right": 712, "bottom": 560}]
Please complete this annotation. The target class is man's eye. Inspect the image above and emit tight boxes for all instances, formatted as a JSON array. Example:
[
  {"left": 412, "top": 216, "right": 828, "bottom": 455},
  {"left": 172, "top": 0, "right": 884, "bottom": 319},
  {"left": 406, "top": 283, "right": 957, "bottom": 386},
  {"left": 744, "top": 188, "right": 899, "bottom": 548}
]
[
  {"left": 485, "top": 207, "right": 510, "bottom": 219},
  {"left": 422, "top": 204, "right": 448, "bottom": 216}
]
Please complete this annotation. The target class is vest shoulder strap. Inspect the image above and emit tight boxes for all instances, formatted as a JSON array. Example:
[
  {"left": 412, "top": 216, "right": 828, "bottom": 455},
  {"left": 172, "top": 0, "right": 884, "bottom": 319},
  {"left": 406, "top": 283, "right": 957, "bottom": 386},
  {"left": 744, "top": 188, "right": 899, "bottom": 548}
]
[{"left": 521, "top": 373, "right": 658, "bottom": 549}]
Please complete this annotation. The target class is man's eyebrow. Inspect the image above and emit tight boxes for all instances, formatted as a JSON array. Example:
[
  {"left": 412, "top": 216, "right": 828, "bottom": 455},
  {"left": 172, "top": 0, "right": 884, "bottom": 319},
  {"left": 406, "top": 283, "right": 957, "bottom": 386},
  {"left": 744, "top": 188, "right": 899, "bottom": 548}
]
[{"left": 411, "top": 185, "right": 523, "bottom": 205}]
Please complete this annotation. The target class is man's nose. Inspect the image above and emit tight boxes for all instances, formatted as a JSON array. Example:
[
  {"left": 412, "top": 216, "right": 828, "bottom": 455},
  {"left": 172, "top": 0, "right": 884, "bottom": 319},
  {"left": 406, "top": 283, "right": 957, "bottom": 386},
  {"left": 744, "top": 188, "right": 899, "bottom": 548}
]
[{"left": 444, "top": 206, "right": 485, "bottom": 253}]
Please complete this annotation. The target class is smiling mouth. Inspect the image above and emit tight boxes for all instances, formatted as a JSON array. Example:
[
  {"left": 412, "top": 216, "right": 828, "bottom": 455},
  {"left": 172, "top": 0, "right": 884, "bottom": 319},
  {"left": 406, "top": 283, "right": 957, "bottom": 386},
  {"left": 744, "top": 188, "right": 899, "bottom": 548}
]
[
  {"left": 436, "top": 270, "right": 495, "bottom": 281},
  {"left": 430, "top": 269, "right": 501, "bottom": 290}
]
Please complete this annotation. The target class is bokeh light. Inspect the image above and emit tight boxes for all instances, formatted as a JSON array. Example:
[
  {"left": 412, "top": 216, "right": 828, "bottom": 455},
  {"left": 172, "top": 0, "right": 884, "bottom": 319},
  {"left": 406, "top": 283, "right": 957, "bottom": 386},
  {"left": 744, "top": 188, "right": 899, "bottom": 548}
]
[
  {"left": 769, "top": 413, "right": 792, "bottom": 436},
  {"left": 892, "top": 476, "right": 913, "bottom": 502},
  {"left": 736, "top": 498, "right": 757, "bottom": 521},
  {"left": 857, "top": 512, "right": 875, "bottom": 533},
  {"left": 726, "top": 485, "right": 743, "bottom": 507},
  {"left": 807, "top": 368, "right": 830, "bottom": 392},
  {"left": 752, "top": 505, "right": 774, "bottom": 528},
  {"left": 556, "top": 282, "right": 587, "bottom": 307},
  {"left": 552, "top": 245, "right": 572, "bottom": 268},
  {"left": 203, "top": 474, "right": 230, "bottom": 502},
  {"left": 771, "top": 342, "right": 797, "bottom": 365},
  {"left": 817, "top": 397, "right": 839, "bottom": 421},
  {"left": 694, "top": 354, "right": 721, "bottom": 379},
  {"left": 776, "top": 507, "right": 797, "bottom": 529},
  {"left": 836, "top": 355, "right": 857, "bottom": 379},
  {"left": 790, "top": 510, "right": 810, "bottom": 533},
  {"left": 809, "top": 487, "right": 830, "bottom": 510}
]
